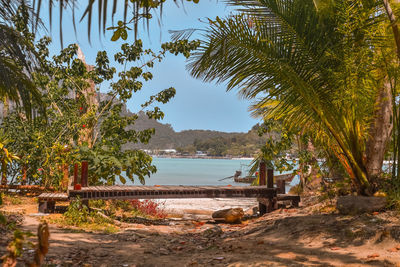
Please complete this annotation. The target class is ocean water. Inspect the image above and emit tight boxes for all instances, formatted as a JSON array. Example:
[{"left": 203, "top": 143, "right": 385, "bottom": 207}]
[{"left": 125, "top": 157, "right": 299, "bottom": 188}]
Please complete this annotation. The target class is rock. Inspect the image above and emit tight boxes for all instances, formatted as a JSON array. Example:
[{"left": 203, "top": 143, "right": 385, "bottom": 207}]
[
  {"left": 203, "top": 226, "right": 223, "bottom": 238},
  {"left": 337, "top": 196, "right": 386, "bottom": 215},
  {"left": 212, "top": 208, "right": 244, "bottom": 223},
  {"left": 390, "top": 226, "right": 400, "bottom": 241}
]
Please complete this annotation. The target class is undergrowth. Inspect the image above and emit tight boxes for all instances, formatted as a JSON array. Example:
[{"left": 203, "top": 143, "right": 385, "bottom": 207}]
[
  {"left": 49, "top": 198, "right": 167, "bottom": 232},
  {"left": 48, "top": 197, "right": 118, "bottom": 233},
  {"left": 2, "top": 193, "right": 23, "bottom": 205},
  {"left": 129, "top": 199, "right": 167, "bottom": 219},
  {"left": 89, "top": 199, "right": 167, "bottom": 219}
]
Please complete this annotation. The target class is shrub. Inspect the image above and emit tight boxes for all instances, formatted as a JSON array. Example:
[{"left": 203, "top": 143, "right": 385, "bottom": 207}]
[
  {"left": 129, "top": 199, "right": 167, "bottom": 219},
  {"left": 63, "top": 197, "right": 112, "bottom": 227},
  {"left": 63, "top": 198, "right": 90, "bottom": 226}
]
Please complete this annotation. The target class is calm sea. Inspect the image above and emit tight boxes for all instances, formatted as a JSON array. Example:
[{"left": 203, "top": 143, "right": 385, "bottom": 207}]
[{"left": 125, "top": 157, "right": 299, "bottom": 188}]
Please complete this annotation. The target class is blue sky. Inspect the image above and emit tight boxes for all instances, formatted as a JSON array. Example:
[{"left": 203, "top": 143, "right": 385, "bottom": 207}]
[{"left": 39, "top": 0, "right": 261, "bottom": 133}]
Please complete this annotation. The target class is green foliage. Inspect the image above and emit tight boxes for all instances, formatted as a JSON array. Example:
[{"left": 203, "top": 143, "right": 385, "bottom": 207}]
[
  {"left": 188, "top": 0, "right": 399, "bottom": 195},
  {"left": 0, "top": 3, "right": 43, "bottom": 118},
  {"left": 1, "top": 22, "right": 199, "bottom": 187},
  {"left": 63, "top": 198, "right": 91, "bottom": 226},
  {"left": 5, "top": 230, "right": 34, "bottom": 257},
  {"left": 63, "top": 197, "right": 113, "bottom": 227}
]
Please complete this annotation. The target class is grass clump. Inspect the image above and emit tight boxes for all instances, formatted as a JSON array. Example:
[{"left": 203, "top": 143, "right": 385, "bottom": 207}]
[
  {"left": 2, "top": 193, "right": 23, "bottom": 205},
  {"left": 49, "top": 197, "right": 119, "bottom": 233}
]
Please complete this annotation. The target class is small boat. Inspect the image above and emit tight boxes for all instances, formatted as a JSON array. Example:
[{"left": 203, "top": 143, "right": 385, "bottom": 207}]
[
  {"left": 234, "top": 176, "right": 257, "bottom": 183},
  {"left": 233, "top": 171, "right": 257, "bottom": 183},
  {"left": 234, "top": 171, "right": 295, "bottom": 184}
]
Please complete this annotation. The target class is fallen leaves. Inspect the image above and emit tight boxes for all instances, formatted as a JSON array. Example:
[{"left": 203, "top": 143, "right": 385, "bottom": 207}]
[
  {"left": 387, "top": 245, "right": 400, "bottom": 252},
  {"left": 367, "top": 253, "right": 380, "bottom": 258},
  {"left": 192, "top": 221, "right": 205, "bottom": 227}
]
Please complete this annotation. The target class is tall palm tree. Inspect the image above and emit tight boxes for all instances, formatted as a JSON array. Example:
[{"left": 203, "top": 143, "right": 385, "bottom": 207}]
[
  {"left": 187, "top": 0, "right": 395, "bottom": 195},
  {"left": 0, "top": 0, "right": 42, "bottom": 118}
]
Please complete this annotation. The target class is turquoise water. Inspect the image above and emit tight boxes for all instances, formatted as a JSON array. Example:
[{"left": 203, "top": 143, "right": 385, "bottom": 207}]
[{"left": 125, "top": 157, "right": 299, "bottom": 187}]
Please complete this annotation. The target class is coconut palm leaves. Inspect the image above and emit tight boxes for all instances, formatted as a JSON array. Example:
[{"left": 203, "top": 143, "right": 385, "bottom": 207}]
[
  {"left": 188, "top": 0, "right": 390, "bottom": 195},
  {"left": 0, "top": 1, "right": 42, "bottom": 118},
  {"left": 33, "top": 0, "right": 185, "bottom": 44}
]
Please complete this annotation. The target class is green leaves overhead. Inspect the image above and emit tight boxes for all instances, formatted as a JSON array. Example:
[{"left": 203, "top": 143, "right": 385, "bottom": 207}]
[
  {"left": 0, "top": 3, "right": 43, "bottom": 119},
  {"left": 189, "top": 0, "right": 395, "bottom": 195},
  {"left": 33, "top": 0, "right": 201, "bottom": 45},
  {"left": 1, "top": 17, "right": 199, "bottom": 187}
]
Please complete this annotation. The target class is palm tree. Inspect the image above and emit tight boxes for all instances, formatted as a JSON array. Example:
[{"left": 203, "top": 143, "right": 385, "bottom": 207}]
[
  {"left": 0, "top": 1, "right": 42, "bottom": 118},
  {"left": 187, "top": 0, "right": 396, "bottom": 195}
]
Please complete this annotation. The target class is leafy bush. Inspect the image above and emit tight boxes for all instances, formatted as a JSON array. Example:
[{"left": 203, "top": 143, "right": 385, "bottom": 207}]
[
  {"left": 129, "top": 199, "right": 167, "bottom": 219},
  {"left": 63, "top": 198, "right": 112, "bottom": 227},
  {"left": 63, "top": 198, "right": 90, "bottom": 226}
]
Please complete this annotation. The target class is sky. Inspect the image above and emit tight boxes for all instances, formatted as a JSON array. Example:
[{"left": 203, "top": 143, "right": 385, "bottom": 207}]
[{"left": 38, "top": 0, "right": 261, "bottom": 133}]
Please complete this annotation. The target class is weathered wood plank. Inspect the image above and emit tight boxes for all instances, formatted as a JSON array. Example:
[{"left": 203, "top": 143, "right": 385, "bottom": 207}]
[{"left": 69, "top": 185, "right": 277, "bottom": 200}]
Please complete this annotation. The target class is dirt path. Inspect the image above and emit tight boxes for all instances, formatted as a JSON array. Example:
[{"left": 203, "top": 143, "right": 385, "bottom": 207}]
[{"left": 19, "top": 209, "right": 400, "bottom": 267}]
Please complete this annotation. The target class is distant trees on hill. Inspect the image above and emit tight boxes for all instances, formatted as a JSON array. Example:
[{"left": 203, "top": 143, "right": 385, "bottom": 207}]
[{"left": 127, "top": 112, "right": 279, "bottom": 157}]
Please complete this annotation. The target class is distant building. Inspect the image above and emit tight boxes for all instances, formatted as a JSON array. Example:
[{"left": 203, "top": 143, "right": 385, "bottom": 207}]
[
  {"left": 161, "top": 149, "right": 177, "bottom": 154},
  {"left": 196, "top": 151, "right": 207, "bottom": 156}
]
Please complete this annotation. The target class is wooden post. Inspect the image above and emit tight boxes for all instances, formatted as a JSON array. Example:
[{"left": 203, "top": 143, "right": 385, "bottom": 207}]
[
  {"left": 259, "top": 161, "right": 266, "bottom": 186},
  {"left": 267, "top": 169, "right": 274, "bottom": 189},
  {"left": 258, "top": 161, "right": 267, "bottom": 215},
  {"left": 73, "top": 163, "right": 79, "bottom": 187},
  {"left": 277, "top": 179, "right": 286, "bottom": 194},
  {"left": 267, "top": 168, "right": 277, "bottom": 212},
  {"left": 80, "top": 161, "right": 89, "bottom": 208},
  {"left": 81, "top": 161, "right": 88, "bottom": 187}
]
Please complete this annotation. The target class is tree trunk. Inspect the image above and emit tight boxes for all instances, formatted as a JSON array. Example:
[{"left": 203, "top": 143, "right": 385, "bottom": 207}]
[
  {"left": 365, "top": 77, "right": 393, "bottom": 192},
  {"left": 76, "top": 45, "right": 98, "bottom": 148}
]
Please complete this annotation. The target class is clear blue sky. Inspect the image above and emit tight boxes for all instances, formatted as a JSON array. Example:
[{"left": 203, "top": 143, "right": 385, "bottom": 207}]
[{"left": 39, "top": 1, "right": 260, "bottom": 133}]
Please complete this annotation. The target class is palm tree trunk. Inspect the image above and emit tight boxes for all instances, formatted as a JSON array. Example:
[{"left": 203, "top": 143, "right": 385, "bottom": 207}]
[{"left": 365, "top": 77, "right": 393, "bottom": 190}]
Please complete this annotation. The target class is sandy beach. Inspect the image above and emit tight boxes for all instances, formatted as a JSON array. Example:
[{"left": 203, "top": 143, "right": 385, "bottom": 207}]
[{"left": 158, "top": 198, "right": 258, "bottom": 217}]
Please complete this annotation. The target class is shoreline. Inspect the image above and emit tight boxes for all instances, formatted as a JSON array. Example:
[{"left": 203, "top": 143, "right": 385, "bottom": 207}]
[{"left": 152, "top": 155, "right": 254, "bottom": 160}]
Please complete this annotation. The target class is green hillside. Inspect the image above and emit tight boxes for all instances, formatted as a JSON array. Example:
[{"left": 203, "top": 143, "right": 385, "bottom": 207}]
[{"left": 125, "top": 111, "right": 268, "bottom": 157}]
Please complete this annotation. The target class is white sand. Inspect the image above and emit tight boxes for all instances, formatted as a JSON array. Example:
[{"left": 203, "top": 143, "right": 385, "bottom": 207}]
[{"left": 155, "top": 198, "right": 258, "bottom": 215}]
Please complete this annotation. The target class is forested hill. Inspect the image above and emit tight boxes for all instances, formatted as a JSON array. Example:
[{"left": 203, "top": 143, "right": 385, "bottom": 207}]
[
  {"left": 126, "top": 111, "right": 242, "bottom": 149},
  {"left": 124, "top": 110, "right": 267, "bottom": 156}
]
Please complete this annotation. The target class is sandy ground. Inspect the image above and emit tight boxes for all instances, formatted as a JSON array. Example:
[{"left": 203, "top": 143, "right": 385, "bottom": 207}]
[
  {"left": 2, "top": 196, "right": 400, "bottom": 266},
  {"left": 158, "top": 198, "right": 258, "bottom": 219}
]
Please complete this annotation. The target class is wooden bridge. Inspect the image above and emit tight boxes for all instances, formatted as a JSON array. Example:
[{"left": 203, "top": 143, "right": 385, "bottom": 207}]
[
  {"left": 68, "top": 185, "right": 277, "bottom": 200},
  {"left": 38, "top": 161, "right": 300, "bottom": 214}
]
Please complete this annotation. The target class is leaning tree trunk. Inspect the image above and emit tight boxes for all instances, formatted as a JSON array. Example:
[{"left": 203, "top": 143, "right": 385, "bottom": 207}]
[
  {"left": 365, "top": 77, "right": 393, "bottom": 193},
  {"left": 303, "top": 139, "right": 321, "bottom": 192},
  {"left": 76, "top": 45, "right": 98, "bottom": 148}
]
